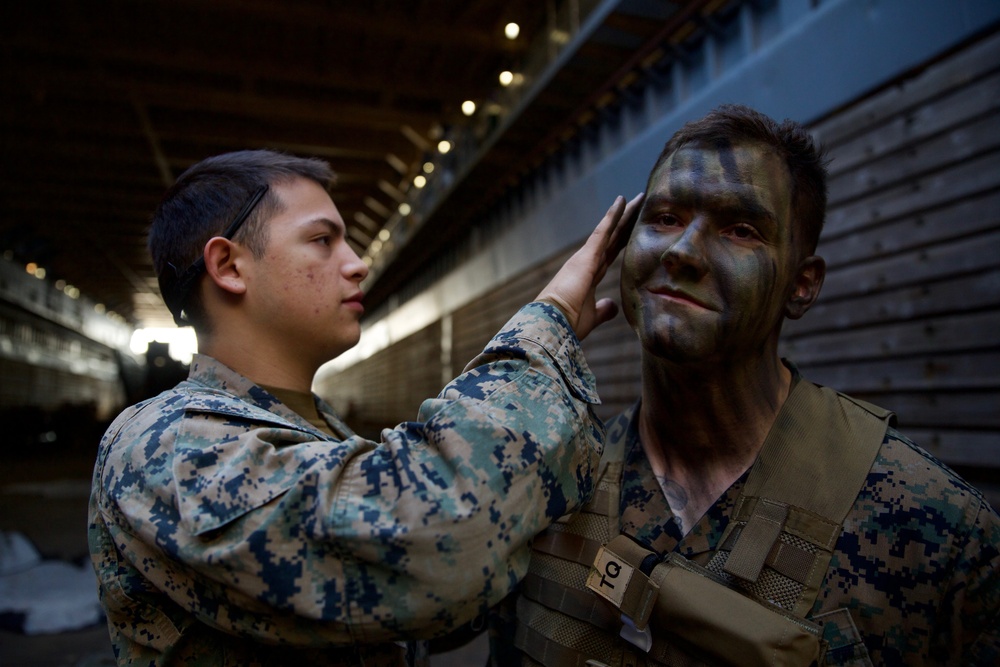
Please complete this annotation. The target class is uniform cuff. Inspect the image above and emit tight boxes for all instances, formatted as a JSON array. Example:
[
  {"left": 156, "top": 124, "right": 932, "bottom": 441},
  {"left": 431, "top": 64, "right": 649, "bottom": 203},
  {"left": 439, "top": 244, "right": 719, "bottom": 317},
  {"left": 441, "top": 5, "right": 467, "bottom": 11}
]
[{"left": 490, "top": 301, "right": 600, "bottom": 404}]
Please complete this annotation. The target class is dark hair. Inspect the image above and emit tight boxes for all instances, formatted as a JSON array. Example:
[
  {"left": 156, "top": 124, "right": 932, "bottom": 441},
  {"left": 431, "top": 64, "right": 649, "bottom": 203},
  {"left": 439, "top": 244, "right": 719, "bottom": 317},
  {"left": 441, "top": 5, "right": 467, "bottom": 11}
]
[
  {"left": 649, "top": 104, "right": 830, "bottom": 255},
  {"left": 149, "top": 149, "right": 335, "bottom": 327}
]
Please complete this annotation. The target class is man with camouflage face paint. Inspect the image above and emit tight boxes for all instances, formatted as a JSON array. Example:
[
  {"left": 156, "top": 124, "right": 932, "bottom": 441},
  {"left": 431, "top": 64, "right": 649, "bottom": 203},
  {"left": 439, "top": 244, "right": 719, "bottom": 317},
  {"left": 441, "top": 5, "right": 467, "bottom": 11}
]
[
  {"left": 88, "top": 148, "right": 644, "bottom": 666},
  {"left": 494, "top": 105, "right": 999, "bottom": 666}
]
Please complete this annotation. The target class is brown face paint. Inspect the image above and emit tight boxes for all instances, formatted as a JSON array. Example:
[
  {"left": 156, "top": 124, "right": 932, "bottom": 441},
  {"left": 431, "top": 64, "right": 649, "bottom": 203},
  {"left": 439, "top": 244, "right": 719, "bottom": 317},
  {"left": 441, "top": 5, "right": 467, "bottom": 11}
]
[{"left": 621, "top": 142, "right": 797, "bottom": 364}]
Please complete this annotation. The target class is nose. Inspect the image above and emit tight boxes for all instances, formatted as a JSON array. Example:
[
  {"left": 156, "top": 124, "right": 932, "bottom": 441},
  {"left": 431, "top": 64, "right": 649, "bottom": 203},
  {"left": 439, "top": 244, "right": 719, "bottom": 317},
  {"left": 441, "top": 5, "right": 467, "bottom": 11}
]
[
  {"left": 342, "top": 245, "right": 369, "bottom": 282},
  {"left": 661, "top": 218, "right": 709, "bottom": 280}
]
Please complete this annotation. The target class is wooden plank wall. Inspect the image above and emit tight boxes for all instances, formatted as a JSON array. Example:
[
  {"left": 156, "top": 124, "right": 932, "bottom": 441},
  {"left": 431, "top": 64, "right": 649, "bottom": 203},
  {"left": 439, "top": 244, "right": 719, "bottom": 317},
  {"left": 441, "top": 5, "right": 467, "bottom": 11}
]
[
  {"left": 320, "top": 30, "right": 999, "bottom": 500},
  {"left": 783, "top": 32, "right": 1000, "bottom": 499}
]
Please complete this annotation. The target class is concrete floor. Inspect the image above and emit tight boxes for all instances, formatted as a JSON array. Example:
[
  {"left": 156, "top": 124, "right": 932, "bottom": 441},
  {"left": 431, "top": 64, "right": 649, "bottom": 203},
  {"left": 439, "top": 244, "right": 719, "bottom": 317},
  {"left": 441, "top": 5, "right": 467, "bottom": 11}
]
[{"left": 0, "top": 448, "right": 488, "bottom": 667}]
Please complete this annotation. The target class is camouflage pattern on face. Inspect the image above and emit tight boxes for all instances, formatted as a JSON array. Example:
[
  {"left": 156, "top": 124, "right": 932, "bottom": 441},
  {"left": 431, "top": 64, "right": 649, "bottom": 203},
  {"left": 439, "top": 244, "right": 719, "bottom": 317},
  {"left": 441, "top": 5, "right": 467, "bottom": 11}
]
[
  {"left": 621, "top": 142, "right": 799, "bottom": 363},
  {"left": 89, "top": 301, "right": 603, "bottom": 665}
]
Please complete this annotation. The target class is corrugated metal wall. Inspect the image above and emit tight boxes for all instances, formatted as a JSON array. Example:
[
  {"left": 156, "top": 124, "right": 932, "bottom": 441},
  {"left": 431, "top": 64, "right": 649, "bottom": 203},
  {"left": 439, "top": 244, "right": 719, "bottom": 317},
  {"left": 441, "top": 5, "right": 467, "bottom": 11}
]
[{"left": 319, "top": 29, "right": 999, "bottom": 500}]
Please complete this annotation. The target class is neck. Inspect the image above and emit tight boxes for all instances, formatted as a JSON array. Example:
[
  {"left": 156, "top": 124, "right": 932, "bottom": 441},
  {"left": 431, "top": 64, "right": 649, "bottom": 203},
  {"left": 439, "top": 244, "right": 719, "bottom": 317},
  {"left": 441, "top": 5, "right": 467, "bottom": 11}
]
[
  {"left": 638, "top": 351, "right": 791, "bottom": 478},
  {"left": 198, "top": 327, "right": 318, "bottom": 393},
  {"left": 636, "top": 350, "right": 792, "bottom": 534}
]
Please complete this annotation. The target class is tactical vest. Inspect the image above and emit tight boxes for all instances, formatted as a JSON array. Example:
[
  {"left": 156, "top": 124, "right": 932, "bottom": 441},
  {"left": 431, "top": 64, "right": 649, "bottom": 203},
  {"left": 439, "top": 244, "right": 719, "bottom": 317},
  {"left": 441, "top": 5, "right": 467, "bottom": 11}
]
[{"left": 510, "top": 379, "right": 895, "bottom": 667}]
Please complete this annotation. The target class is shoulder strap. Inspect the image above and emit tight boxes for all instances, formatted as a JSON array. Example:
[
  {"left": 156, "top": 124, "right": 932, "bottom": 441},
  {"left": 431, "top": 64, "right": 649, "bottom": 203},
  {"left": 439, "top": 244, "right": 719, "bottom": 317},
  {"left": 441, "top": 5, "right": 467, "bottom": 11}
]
[
  {"left": 741, "top": 380, "right": 891, "bottom": 516},
  {"left": 720, "top": 380, "right": 893, "bottom": 616}
]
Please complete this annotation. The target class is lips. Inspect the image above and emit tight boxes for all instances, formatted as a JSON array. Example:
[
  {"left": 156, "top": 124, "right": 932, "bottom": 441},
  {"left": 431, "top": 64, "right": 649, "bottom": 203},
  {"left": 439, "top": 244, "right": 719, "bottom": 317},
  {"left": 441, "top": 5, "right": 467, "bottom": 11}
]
[
  {"left": 343, "top": 291, "right": 365, "bottom": 311},
  {"left": 648, "top": 285, "right": 713, "bottom": 310}
]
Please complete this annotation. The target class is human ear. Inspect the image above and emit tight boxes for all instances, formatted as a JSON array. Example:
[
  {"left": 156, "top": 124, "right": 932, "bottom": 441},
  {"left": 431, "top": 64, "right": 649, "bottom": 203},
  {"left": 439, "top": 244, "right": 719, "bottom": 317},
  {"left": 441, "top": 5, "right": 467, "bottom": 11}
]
[
  {"left": 785, "top": 255, "right": 825, "bottom": 320},
  {"left": 203, "top": 237, "right": 247, "bottom": 295}
]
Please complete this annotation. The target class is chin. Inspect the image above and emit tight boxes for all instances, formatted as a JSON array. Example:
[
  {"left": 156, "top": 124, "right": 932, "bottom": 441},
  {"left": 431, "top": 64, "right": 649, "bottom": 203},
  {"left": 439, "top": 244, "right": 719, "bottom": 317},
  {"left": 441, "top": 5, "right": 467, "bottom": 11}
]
[
  {"left": 640, "top": 334, "right": 712, "bottom": 365},
  {"left": 335, "top": 334, "right": 362, "bottom": 356}
]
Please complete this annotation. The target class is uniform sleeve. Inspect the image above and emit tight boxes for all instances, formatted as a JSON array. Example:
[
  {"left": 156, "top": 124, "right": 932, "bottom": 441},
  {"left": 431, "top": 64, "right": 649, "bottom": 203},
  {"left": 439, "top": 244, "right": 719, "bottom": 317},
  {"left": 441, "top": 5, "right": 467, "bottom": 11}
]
[
  {"left": 943, "top": 496, "right": 1000, "bottom": 665},
  {"left": 96, "top": 301, "right": 604, "bottom": 646}
]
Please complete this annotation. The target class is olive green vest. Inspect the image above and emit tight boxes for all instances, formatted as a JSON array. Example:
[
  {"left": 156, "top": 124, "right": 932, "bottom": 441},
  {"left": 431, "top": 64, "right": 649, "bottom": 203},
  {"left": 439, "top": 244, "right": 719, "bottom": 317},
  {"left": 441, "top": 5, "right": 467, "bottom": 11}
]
[{"left": 512, "top": 380, "right": 894, "bottom": 667}]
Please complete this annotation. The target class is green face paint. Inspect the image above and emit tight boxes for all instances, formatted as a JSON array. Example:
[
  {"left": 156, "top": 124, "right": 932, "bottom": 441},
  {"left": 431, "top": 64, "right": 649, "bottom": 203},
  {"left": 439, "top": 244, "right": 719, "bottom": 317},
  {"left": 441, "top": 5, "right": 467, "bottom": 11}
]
[{"left": 621, "top": 142, "right": 799, "bottom": 364}]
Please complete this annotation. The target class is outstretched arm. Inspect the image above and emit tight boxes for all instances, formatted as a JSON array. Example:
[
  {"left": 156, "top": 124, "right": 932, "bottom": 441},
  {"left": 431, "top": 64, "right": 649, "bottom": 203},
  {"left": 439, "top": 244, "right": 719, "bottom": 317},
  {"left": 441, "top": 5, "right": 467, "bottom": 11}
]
[{"left": 536, "top": 193, "right": 644, "bottom": 340}]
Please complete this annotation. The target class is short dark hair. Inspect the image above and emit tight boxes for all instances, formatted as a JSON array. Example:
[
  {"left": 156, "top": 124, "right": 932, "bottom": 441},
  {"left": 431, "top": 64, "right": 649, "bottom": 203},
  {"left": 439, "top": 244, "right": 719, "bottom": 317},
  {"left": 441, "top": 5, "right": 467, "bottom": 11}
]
[
  {"left": 149, "top": 149, "right": 335, "bottom": 327},
  {"left": 649, "top": 104, "right": 830, "bottom": 255}
]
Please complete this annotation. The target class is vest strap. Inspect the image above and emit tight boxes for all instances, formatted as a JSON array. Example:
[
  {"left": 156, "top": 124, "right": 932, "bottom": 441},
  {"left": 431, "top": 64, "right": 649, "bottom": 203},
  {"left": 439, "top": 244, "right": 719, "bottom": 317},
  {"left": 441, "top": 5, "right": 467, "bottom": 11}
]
[
  {"left": 532, "top": 529, "right": 602, "bottom": 566},
  {"left": 741, "top": 381, "right": 887, "bottom": 518},
  {"left": 720, "top": 522, "right": 819, "bottom": 585},
  {"left": 723, "top": 498, "right": 788, "bottom": 582},
  {"left": 514, "top": 622, "right": 595, "bottom": 667},
  {"left": 521, "top": 573, "right": 621, "bottom": 632},
  {"left": 584, "top": 488, "right": 614, "bottom": 517}
]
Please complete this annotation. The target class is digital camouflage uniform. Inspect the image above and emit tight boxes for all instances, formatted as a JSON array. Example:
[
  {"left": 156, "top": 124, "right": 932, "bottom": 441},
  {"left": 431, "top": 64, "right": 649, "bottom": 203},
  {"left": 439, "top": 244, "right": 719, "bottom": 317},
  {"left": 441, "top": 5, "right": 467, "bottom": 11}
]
[
  {"left": 494, "top": 368, "right": 1000, "bottom": 666},
  {"left": 89, "top": 302, "right": 604, "bottom": 666}
]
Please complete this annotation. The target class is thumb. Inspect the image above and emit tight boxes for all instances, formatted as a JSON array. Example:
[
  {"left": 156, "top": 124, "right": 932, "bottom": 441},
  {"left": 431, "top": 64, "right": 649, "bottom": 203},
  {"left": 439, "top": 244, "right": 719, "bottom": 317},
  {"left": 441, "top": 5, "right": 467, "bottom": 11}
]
[{"left": 590, "top": 298, "right": 620, "bottom": 331}]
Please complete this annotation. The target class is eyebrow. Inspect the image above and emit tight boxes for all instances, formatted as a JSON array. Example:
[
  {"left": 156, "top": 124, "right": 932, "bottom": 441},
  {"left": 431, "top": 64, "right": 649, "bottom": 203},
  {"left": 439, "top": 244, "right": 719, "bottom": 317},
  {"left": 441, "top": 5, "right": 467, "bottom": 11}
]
[
  {"left": 302, "top": 217, "right": 346, "bottom": 236},
  {"left": 643, "top": 191, "right": 777, "bottom": 226}
]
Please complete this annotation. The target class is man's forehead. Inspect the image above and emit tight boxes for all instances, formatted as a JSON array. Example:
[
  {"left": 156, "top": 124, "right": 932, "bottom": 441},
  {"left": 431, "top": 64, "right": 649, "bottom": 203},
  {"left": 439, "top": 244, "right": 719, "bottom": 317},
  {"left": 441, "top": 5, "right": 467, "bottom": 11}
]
[
  {"left": 645, "top": 141, "right": 794, "bottom": 226},
  {"left": 270, "top": 177, "right": 341, "bottom": 217},
  {"left": 651, "top": 142, "right": 789, "bottom": 199},
  {"left": 655, "top": 141, "right": 783, "bottom": 178}
]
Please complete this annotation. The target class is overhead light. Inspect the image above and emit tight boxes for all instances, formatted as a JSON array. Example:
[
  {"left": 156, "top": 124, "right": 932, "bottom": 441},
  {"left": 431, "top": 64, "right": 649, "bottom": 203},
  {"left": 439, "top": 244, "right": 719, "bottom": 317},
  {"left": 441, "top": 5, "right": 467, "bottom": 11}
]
[
  {"left": 413, "top": 174, "right": 427, "bottom": 188},
  {"left": 437, "top": 140, "right": 452, "bottom": 154},
  {"left": 461, "top": 100, "right": 476, "bottom": 116},
  {"left": 505, "top": 22, "right": 520, "bottom": 40},
  {"left": 499, "top": 70, "right": 514, "bottom": 86},
  {"left": 398, "top": 203, "right": 412, "bottom": 216},
  {"left": 378, "top": 229, "right": 391, "bottom": 241},
  {"left": 423, "top": 162, "right": 435, "bottom": 174}
]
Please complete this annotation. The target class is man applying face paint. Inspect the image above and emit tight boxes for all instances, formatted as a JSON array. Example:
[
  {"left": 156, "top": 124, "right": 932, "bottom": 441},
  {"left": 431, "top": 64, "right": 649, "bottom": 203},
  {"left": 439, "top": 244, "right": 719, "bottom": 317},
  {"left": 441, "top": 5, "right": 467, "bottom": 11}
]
[
  {"left": 88, "top": 148, "right": 645, "bottom": 667},
  {"left": 492, "top": 105, "right": 999, "bottom": 667}
]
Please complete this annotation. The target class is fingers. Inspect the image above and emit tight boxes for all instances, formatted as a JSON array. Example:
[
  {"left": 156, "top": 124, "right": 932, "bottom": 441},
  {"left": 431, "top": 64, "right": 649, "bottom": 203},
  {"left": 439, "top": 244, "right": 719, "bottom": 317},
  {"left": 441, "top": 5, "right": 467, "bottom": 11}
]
[
  {"left": 585, "top": 192, "right": 644, "bottom": 255},
  {"left": 584, "top": 196, "right": 626, "bottom": 251},
  {"left": 604, "top": 192, "right": 644, "bottom": 265},
  {"left": 535, "top": 193, "right": 643, "bottom": 337}
]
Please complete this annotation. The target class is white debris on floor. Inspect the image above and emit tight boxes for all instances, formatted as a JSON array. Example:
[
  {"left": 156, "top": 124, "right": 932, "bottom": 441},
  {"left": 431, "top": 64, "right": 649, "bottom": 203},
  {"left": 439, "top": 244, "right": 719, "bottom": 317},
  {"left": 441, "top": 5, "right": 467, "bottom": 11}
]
[{"left": 0, "top": 530, "right": 103, "bottom": 635}]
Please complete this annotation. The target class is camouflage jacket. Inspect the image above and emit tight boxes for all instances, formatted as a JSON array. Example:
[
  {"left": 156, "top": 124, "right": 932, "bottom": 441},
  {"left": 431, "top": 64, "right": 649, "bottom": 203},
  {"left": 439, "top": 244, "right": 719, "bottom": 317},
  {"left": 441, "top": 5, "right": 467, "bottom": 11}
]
[
  {"left": 494, "top": 371, "right": 1000, "bottom": 666},
  {"left": 89, "top": 302, "right": 604, "bottom": 666}
]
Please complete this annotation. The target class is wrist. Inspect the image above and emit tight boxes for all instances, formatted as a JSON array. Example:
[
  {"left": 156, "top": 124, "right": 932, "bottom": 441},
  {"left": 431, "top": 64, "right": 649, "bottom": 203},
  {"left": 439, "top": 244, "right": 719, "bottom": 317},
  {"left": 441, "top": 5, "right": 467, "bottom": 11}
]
[{"left": 534, "top": 296, "right": 577, "bottom": 329}]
